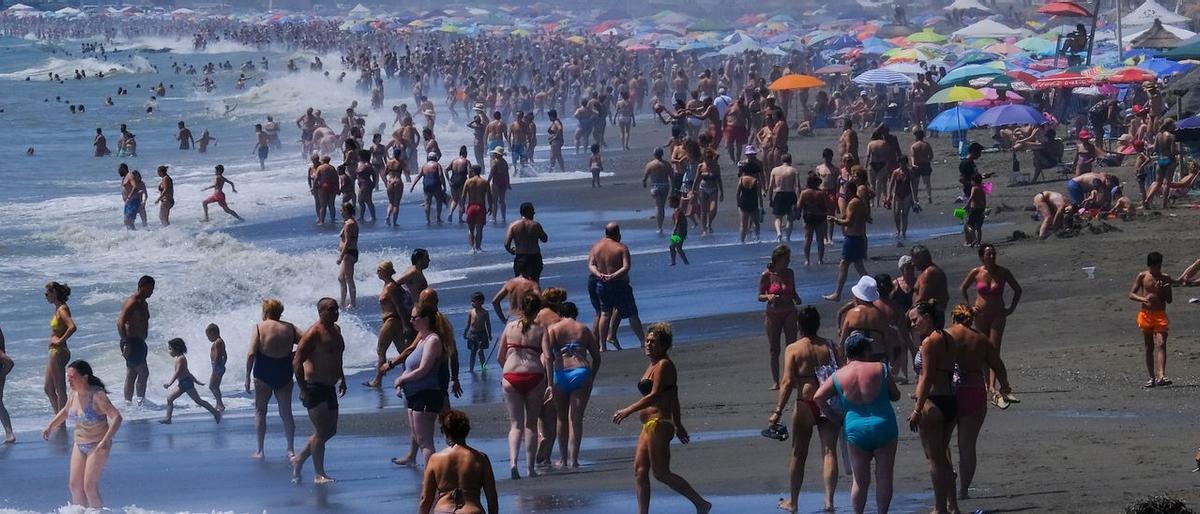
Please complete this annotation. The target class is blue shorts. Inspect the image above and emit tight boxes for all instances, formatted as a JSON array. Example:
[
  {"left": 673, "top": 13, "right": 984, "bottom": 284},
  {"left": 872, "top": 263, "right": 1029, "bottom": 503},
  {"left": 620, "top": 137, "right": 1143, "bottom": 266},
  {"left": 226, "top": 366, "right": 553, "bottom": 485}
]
[
  {"left": 511, "top": 143, "right": 526, "bottom": 161},
  {"left": 842, "top": 235, "right": 868, "bottom": 263},
  {"left": 596, "top": 279, "right": 639, "bottom": 319},
  {"left": 554, "top": 367, "right": 592, "bottom": 395},
  {"left": 1066, "top": 179, "right": 1084, "bottom": 205}
]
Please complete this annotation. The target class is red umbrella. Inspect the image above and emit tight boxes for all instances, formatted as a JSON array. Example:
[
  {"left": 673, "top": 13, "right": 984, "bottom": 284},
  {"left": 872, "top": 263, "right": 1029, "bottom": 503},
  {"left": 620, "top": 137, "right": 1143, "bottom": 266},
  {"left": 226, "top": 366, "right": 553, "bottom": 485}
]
[
  {"left": 1006, "top": 70, "right": 1039, "bottom": 84},
  {"left": 1103, "top": 67, "right": 1157, "bottom": 84},
  {"left": 1037, "top": 1, "right": 1092, "bottom": 17},
  {"left": 1033, "top": 70, "right": 1094, "bottom": 89}
]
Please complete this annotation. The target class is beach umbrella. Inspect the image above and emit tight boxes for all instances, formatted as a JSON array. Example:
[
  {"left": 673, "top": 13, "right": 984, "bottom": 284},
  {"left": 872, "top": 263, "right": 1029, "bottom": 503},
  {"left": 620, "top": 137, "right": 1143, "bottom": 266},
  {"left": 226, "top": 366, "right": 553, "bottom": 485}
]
[
  {"left": 876, "top": 24, "right": 915, "bottom": 38},
  {"left": 985, "top": 40, "right": 1023, "bottom": 55},
  {"left": 928, "top": 106, "right": 985, "bottom": 132},
  {"left": 1129, "top": 19, "right": 1189, "bottom": 49},
  {"left": 1103, "top": 67, "right": 1157, "bottom": 83},
  {"left": 1162, "top": 40, "right": 1200, "bottom": 60},
  {"left": 938, "top": 64, "right": 1004, "bottom": 85},
  {"left": 1015, "top": 37, "right": 1056, "bottom": 54},
  {"left": 852, "top": 68, "right": 914, "bottom": 86},
  {"left": 814, "top": 64, "right": 852, "bottom": 75},
  {"left": 1178, "top": 115, "right": 1200, "bottom": 130},
  {"left": 906, "top": 28, "right": 947, "bottom": 43},
  {"left": 823, "top": 34, "right": 861, "bottom": 50},
  {"left": 974, "top": 104, "right": 1046, "bottom": 126},
  {"left": 926, "top": 86, "right": 986, "bottom": 104},
  {"left": 953, "top": 51, "right": 1003, "bottom": 67},
  {"left": 1033, "top": 69, "right": 1094, "bottom": 89},
  {"left": 969, "top": 74, "right": 1033, "bottom": 91},
  {"left": 769, "top": 74, "right": 826, "bottom": 90},
  {"left": 882, "top": 62, "right": 928, "bottom": 75},
  {"left": 1138, "top": 58, "right": 1193, "bottom": 76},
  {"left": 1037, "top": 1, "right": 1092, "bottom": 17},
  {"left": 566, "top": 35, "right": 587, "bottom": 45}
]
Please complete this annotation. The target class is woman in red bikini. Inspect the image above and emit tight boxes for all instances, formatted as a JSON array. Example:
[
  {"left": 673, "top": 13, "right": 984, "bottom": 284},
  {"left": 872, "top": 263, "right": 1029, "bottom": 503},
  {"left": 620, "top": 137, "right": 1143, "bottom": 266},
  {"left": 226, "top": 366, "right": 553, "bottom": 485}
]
[
  {"left": 958, "top": 244, "right": 1022, "bottom": 407},
  {"left": 497, "top": 291, "right": 551, "bottom": 479},
  {"left": 759, "top": 245, "right": 802, "bottom": 390},
  {"left": 768, "top": 306, "right": 843, "bottom": 513},
  {"left": 946, "top": 304, "right": 1011, "bottom": 501}
]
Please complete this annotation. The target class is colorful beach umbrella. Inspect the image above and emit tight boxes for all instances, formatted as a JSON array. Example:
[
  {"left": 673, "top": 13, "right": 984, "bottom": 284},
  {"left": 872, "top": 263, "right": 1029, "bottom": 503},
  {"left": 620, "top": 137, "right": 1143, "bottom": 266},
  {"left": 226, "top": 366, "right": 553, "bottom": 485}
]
[
  {"left": 1037, "top": 1, "right": 1092, "bottom": 17},
  {"left": 928, "top": 106, "right": 984, "bottom": 132},
  {"left": 938, "top": 64, "right": 1004, "bottom": 85},
  {"left": 1102, "top": 67, "right": 1157, "bottom": 84},
  {"left": 768, "top": 74, "right": 826, "bottom": 90},
  {"left": 1033, "top": 70, "right": 1093, "bottom": 89},
  {"left": 814, "top": 64, "right": 852, "bottom": 75},
  {"left": 852, "top": 68, "right": 914, "bottom": 86},
  {"left": 926, "top": 86, "right": 986, "bottom": 104},
  {"left": 974, "top": 104, "right": 1047, "bottom": 126},
  {"left": 906, "top": 28, "right": 947, "bottom": 43}
]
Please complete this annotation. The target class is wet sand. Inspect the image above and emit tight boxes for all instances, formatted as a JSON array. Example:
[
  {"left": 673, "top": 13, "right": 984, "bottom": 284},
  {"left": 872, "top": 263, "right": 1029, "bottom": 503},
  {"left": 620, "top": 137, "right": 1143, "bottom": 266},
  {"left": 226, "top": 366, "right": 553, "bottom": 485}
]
[{"left": 3, "top": 120, "right": 1200, "bottom": 513}]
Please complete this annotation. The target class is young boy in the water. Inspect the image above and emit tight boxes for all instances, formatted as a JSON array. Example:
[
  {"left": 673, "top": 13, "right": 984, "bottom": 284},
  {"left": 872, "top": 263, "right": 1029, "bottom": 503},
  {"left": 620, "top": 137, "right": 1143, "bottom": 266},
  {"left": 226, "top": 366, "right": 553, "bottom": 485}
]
[
  {"left": 161, "top": 338, "right": 221, "bottom": 424},
  {"left": 206, "top": 324, "right": 226, "bottom": 412},
  {"left": 463, "top": 292, "right": 493, "bottom": 372}
]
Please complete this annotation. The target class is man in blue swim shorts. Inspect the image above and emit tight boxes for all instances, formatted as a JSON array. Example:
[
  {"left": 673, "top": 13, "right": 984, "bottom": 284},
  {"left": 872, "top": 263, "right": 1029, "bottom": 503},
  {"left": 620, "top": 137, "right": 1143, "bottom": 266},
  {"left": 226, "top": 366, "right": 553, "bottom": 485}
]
[{"left": 825, "top": 185, "right": 871, "bottom": 303}]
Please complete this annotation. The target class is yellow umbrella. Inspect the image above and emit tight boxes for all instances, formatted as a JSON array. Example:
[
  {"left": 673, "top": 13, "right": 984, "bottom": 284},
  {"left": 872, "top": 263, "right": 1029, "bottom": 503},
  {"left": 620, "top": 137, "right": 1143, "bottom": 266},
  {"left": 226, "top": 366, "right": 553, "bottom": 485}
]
[
  {"left": 906, "top": 28, "right": 947, "bottom": 43},
  {"left": 567, "top": 35, "right": 586, "bottom": 44},
  {"left": 924, "top": 86, "right": 985, "bottom": 104},
  {"left": 768, "top": 74, "right": 826, "bottom": 90}
]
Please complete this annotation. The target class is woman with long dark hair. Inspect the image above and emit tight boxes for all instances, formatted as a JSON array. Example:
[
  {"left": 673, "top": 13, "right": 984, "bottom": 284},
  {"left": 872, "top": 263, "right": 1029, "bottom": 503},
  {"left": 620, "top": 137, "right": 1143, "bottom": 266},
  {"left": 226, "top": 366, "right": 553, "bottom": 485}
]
[
  {"left": 42, "top": 360, "right": 123, "bottom": 508},
  {"left": 45, "top": 281, "right": 76, "bottom": 413}
]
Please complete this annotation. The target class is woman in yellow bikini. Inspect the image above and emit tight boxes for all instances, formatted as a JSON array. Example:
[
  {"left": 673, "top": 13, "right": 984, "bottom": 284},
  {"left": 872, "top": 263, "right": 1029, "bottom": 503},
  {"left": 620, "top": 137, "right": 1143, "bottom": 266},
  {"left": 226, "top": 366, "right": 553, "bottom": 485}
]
[
  {"left": 46, "top": 282, "right": 77, "bottom": 413},
  {"left": 612, "top": 323, "right": 711, "bottom": 514}
]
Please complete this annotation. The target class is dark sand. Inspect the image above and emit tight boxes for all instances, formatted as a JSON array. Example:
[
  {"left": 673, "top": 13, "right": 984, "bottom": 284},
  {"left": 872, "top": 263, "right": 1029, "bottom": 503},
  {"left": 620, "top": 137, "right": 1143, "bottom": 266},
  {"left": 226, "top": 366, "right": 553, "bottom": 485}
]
[{"left": 3, "top": 119, "right": 1200, "bottom": 513}]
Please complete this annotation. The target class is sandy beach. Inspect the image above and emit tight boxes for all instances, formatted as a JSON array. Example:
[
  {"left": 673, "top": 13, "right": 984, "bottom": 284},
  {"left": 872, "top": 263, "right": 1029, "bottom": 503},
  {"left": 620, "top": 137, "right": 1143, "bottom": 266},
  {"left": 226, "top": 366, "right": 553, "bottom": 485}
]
[{"left": 3, "top": 111, "right": 1200, "bottom": 514}]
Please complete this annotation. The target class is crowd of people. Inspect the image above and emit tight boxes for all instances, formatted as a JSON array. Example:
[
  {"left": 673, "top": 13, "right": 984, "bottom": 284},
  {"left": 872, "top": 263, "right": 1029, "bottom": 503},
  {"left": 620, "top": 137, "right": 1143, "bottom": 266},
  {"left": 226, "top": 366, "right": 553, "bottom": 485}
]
[{"left": 3, "top": 5, "right": 1200, "bottom": 513}]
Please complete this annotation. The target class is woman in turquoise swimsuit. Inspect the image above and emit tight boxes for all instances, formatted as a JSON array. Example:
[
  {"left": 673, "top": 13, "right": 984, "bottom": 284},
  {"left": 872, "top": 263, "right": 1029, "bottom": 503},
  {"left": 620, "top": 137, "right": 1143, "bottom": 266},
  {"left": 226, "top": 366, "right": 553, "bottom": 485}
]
[
  {"left": 42, "top": 360, "right": 123, "bottom": 509},
  {"left": 547, "top": 302, "right": 602, "bottom": 468},
  {"left": 814, "top": 331, "right": 900, "bottom": 514}
]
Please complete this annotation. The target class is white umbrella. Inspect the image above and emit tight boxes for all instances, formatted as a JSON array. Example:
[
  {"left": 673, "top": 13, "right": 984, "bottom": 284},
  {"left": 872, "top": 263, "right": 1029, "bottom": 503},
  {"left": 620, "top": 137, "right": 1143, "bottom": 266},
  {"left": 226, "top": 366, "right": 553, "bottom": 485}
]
[
  {"left": 952, "top": 19, "right": 1024, "bottom": 39},
  {"left": 55, "top": 6, "right": 80, "bottom": 15},
  {"left": 853, "top": 68, "right": 914, "bottom": 86},
  {"left": 1121, "top": 0, "right": 1188, "bottom": 27},
  {"left": 944, "top": 0, "right": 992, "bottom": 12},
  {"left": 719, "top": 38, "right": 763, "bottom": 55}
]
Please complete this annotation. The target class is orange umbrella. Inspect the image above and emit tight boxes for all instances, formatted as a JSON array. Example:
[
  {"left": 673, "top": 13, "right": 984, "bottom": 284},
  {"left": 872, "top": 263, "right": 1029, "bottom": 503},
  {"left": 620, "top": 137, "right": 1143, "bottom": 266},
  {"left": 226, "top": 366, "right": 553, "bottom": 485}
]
[{"left": 768, "top": 74, "right": 826, "bottom": 90}]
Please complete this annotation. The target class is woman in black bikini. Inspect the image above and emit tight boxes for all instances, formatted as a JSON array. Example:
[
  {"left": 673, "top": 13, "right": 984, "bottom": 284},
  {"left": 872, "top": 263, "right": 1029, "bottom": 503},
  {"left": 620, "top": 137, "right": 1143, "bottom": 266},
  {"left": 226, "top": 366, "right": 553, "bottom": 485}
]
[
  {"left": 797, "top": 174, "right": 829, "bottom": 265},
  {"left": 736, "top": 161, "right": 761, "bottom": 243},
  {"left": 906, "top": 299, "right": 958, "bottom": 514},
  {"left": 245, "top": 298, "right": 299, "bottom": 459},
  {"left": 769, "top": 307, "right": 843, "bottom": 513},
  {"left": 418, "top": 410, "right": 498, "bottom": 514},
  {"left": 612, "top": 323, "right": 711, "bottom": 514}
]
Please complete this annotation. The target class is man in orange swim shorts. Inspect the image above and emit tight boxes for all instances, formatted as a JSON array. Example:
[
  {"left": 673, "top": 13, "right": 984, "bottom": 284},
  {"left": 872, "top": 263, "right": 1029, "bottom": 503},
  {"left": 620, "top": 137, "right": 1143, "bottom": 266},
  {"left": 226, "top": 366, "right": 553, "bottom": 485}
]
[{"left": 1129, "top": 251, "right": 1173, "bottom": 388}]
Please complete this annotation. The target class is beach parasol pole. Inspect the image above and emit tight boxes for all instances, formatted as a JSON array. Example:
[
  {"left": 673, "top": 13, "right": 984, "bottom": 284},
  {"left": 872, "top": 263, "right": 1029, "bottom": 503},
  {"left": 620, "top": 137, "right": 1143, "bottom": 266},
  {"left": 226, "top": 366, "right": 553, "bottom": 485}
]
[
  {"left": 1086, "top": 0, "right": 1101, "bottom": 65},
  {"left": 1117, "top": 0, "right": 1124, "bottom": 60}
]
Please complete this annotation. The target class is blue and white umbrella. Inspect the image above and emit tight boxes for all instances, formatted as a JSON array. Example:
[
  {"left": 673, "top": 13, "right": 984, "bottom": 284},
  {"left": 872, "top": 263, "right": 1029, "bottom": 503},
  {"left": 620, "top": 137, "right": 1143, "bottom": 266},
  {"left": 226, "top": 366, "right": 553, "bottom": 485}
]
[{"left": 852, "top": 68, "right": 914, "bottom": 86}]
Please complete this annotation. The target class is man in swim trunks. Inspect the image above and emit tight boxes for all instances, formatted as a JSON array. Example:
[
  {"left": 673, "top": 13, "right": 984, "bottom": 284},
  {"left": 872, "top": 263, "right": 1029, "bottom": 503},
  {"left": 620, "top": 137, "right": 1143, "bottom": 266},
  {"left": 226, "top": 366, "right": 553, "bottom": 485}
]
[
  {"left": 767, "top": 153, "right": 801, "bottom": 242},
  {"left": 910, "top": 129, "right": 934, "bottom": 204},
  {"left": 642, "top": 147, "right": 673, "bottom": 234},
  {"left": 1129, "top": 251, "right": 1173, "bottom": 388},
  {"left": 910, "top": 245, "right": 949, "bottom": 316},
  {"left": 461, "top": 165, "right": 492, "bottom": 252},
  {"left": 117, "top": 275, "right": 154, "bottom": 405},
  {"left": 491, "top": 272, "right": 541, "bottom": 325},
  {"left": 292, "top": 297, "right": 347, "bottom": 484},
  {"left": 588, "top": 223, "right": 645, "bottom": 350},
  {"left": 505, "top": 203, "right": 549, "bottom": 282},
  {"left": 488, "top": 147, "right": 511, "bottom": 223},
  {"left": 824, "top": 185, "right": 870, "bottom": 302},
  {"left": 201, "top": 165, "right": 244, "bottom": 222},
  {"left": 484, "top": 111, "right": 507, "bottom": 172}
]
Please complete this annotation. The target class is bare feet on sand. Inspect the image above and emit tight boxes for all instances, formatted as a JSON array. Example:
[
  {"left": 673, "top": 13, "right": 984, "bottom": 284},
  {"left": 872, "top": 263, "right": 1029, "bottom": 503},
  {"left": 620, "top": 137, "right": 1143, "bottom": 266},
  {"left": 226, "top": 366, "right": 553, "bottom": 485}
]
[
  {"left": 314, "top": 474, "right": 336, "bottom": 485},
  {"left": 777, "top": 499, "right": 796, "bottom": 513},
  {"left": 822, "top": 293, "right": 840, "bottom": 302}
]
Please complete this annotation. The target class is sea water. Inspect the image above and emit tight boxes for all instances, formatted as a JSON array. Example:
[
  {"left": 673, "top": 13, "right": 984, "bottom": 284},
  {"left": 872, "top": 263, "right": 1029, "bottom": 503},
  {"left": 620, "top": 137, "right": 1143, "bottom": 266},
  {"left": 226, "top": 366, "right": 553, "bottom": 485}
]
[{"left": 0, "top": 34, "right": 610, "bottom": 431}]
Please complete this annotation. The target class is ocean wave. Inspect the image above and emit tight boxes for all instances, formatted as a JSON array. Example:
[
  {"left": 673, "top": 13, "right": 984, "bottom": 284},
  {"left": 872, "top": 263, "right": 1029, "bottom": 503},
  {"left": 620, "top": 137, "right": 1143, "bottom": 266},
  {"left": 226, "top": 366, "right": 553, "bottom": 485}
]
[
  {"left": 111, "top": 36, "right": 257, "bottom": 55},
  {"left": 0, "top": 56, "right": 153, "bottom": 81}
]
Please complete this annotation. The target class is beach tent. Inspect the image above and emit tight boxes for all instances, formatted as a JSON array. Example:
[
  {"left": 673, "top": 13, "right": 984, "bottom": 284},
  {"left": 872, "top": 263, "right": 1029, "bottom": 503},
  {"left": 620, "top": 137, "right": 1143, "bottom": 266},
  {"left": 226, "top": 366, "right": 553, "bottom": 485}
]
[
  {"left": 54, "top": 7, "right": 81, "bottom": 16},
  {"left": 1129, "top": 19, "right": 1188, "bottom": 48},
  {"left": 952, "top": 19, "right": 1023, "bottom": 39},
  {"left": 347, "top": 4, "right": 370, "bottom": 18},
  {"left": 943, "top": 0, "right": 992, "bottom": 13},
  {"left": 5, "top": 3, "right": 33, "bottom": 11},
  {"left": 1121, "top": 0, "right": 1188, "bottom": 27},
  {"left": 1124, "top": 20, "right": 1195, "bottom": 46}
]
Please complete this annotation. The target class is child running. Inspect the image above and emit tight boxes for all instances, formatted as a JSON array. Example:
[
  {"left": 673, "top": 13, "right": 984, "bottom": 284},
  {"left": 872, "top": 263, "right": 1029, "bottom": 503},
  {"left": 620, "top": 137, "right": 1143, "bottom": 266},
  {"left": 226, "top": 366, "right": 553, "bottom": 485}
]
[
  {"left": 161, "top": 338, "right": 221, "bottom": 424},
  {"left": 205, "top": 324, "right": 227, "bottom": 412},
  {"left": 589, "top": 143, "right": 603, "bottom": 188},
  {"left": 464, "top": 292, "right": 493, "bottom": 372},
  {"left": 669, "top": 192, "right": 690, "bottom": 265}
]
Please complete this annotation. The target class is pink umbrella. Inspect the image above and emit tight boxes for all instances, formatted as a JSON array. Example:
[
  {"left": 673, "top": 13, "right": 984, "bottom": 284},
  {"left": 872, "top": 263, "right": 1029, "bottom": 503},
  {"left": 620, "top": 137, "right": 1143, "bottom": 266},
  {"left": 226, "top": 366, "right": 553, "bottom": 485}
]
[{"left": 962, "top": 88, "right": 1026, "bottom": 107}]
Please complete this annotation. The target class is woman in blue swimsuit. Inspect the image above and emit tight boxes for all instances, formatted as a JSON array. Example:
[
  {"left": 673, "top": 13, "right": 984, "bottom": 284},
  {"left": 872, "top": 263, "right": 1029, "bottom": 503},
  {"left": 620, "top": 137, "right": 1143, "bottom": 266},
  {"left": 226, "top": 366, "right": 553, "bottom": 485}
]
[
  {"left": 42, "top": 360, "right": 122, "bottom": 509},
  {"left": 547, "top": 302, "right": 602, "bottom": 468},
  {"left": 814, "top": 331, "right": 900, "bottom": 514}
]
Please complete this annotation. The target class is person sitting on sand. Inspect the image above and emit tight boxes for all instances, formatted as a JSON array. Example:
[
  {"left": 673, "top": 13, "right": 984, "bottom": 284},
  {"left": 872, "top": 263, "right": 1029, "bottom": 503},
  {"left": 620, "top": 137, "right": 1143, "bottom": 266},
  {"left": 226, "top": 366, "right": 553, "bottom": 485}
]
[
  {"left": 612, "top": 323, "right": 712, "bottom": 514},
  {"left": 769, "top": 306, "right": 843, "bottom": 513},
  {"left": 417, "top": 410, "right": 498, "bottom": 514},
  {"left": 1129, "top": 251, "right": 1173, "bottom": 388},
  {"left": 1166, "top": 161, "right": 1199, "bottom": 204},
  {"left": 42, "top": 360, "right": 122, "bottom": 509},
  {"left": 160, "top": 338, "right": 221, "bottom": 424}
]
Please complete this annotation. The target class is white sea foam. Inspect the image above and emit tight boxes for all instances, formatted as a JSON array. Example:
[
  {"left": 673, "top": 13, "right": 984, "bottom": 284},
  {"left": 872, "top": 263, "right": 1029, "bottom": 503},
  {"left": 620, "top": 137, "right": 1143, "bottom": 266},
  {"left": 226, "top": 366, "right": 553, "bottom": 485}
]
[
  {"left": 111, "top": 36, "right": 257, "bottom": 55},
  {"left": 0, "top": 56, "right": 152, "bottom": 81}
]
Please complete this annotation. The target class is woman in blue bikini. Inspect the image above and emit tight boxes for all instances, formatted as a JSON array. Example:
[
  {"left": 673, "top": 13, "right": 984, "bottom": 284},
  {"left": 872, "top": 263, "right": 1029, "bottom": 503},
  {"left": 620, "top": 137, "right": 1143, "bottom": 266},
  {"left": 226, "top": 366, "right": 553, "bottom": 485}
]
[
  {"left": 547, "top": 302, "right": 601, "bottom": 468},
  {"left": 42, "top": 360, "right": 123, "bottom": 509},
  {"left": 814, "top": 330, "right": 901, "bottom": 514}
]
